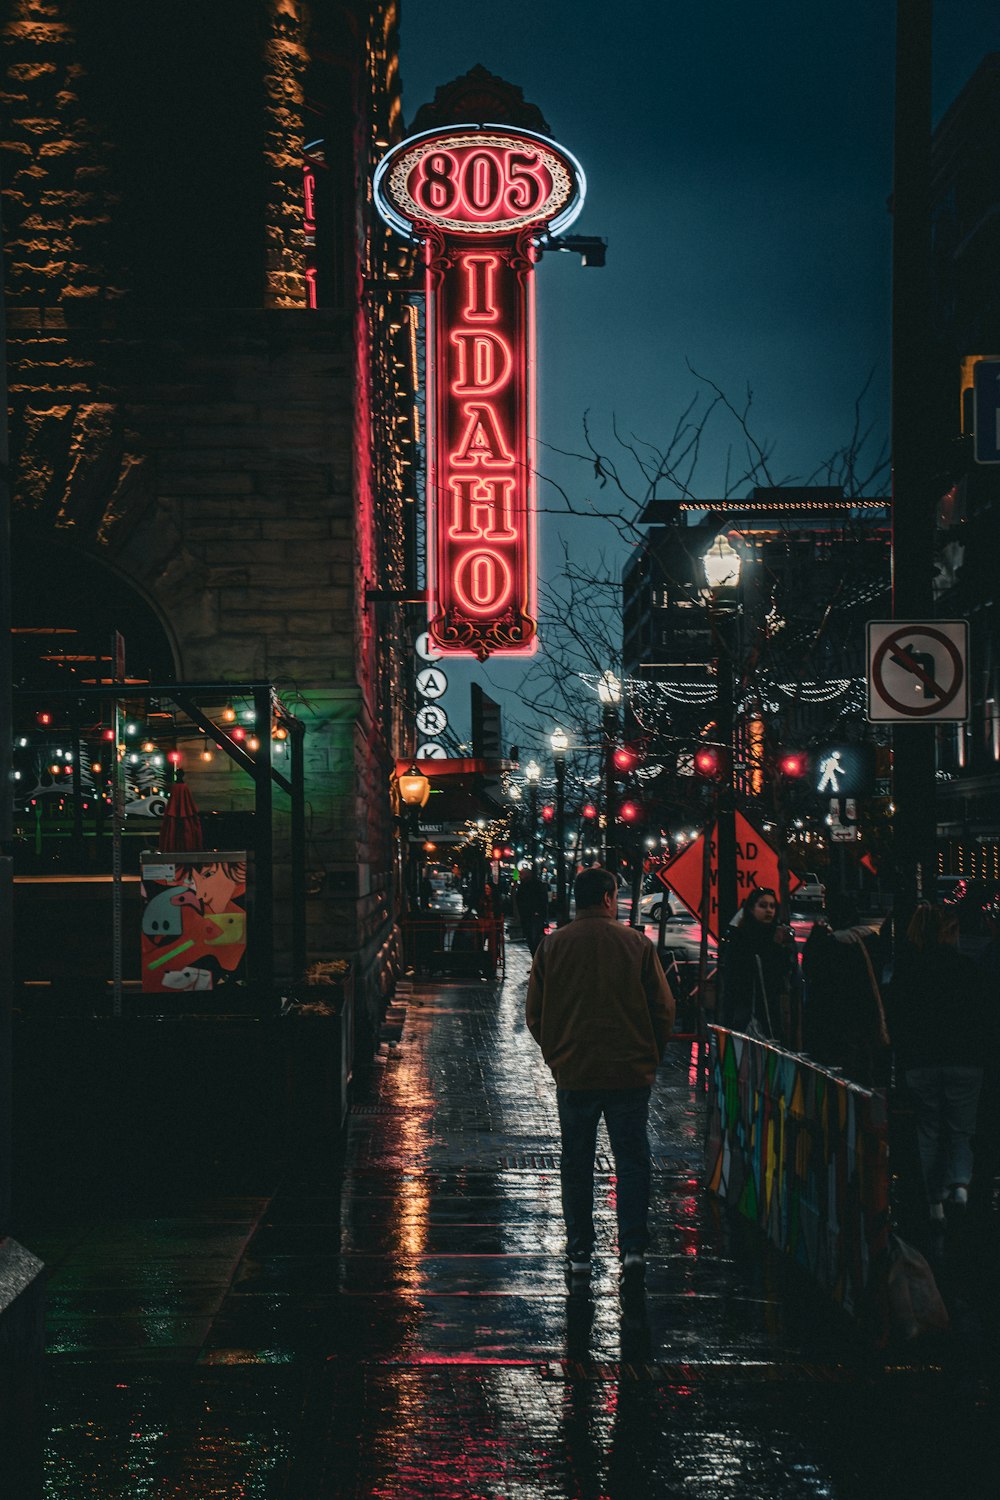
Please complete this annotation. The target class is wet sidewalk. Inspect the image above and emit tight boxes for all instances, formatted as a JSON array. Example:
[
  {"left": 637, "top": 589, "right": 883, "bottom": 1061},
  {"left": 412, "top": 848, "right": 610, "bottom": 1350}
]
[{"left": 22, "top": 946, "right": 1000, "bottom": 1496}]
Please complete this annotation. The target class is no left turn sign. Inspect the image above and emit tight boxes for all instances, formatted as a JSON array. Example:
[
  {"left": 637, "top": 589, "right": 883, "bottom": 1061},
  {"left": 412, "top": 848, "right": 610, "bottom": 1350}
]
[{"left": 867, "top": 620, "right": 969, "bottom": 722}]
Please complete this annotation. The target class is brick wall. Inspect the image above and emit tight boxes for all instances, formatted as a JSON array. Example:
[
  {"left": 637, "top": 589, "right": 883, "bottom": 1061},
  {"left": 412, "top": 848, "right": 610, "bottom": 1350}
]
[{"left": 1, "top": 2, "right": 410, "bottom": 999}]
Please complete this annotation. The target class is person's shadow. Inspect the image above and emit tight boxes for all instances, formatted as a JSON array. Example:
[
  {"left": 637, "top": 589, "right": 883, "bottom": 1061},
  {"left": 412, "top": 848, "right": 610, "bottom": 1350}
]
[{"left": 560, "top": 1279, "right": 674, "bottom": 1498}]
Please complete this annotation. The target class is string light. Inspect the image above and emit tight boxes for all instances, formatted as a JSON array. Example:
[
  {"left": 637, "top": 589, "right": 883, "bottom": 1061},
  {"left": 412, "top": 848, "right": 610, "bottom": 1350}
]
[
  {"left": 246, "top": 735, "right": 260, "bottom": 752},
  {"left": 221, "top": 704, "right": 237, "bottom": 723}
]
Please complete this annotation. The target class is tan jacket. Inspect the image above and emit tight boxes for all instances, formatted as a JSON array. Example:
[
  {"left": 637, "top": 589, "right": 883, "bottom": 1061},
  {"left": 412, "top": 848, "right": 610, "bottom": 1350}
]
[{"left": 526, "top": 910, "right": 675, "bottom": 1088}]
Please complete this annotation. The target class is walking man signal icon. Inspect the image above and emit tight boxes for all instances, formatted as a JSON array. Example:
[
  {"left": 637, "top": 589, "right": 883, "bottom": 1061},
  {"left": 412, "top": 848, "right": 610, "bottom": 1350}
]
[{"left": 817, "top": 751, "right": 847, "bottom": 794}]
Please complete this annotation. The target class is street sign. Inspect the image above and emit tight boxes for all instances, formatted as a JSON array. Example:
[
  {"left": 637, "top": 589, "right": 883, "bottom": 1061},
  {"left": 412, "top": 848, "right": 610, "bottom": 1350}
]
[
  {"left": 415, "top": 666, "right": 448, "bottom": 700},
  {"left": 831, "top": 826, "right": 859, "bottom": 842},
  {"left": 973, "top": 358, "right": 1000, "bottom": 464},
  {"left": 655, "top": 812, "right": 802, "bottom": 943},
  {"left": 867, "top": 620, "right": 969, "bottom": 723},
  {"left": 416, "top": 742, "right": 447, "bottom": 759},
  {"left": 415, "top": 703, "right": 448, "bottom": 737}
]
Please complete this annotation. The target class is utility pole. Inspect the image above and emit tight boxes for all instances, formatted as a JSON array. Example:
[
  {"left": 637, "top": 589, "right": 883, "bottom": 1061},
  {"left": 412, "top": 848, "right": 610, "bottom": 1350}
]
[{"left": 891, "top": 0, "right": 939, "bottom": 917}]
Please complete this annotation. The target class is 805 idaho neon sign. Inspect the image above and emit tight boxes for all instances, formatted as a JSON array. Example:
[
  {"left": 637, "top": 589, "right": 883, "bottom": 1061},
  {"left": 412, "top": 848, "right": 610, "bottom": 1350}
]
[{"left": 374, "top": 125, "right": 585, "bottom": 659}]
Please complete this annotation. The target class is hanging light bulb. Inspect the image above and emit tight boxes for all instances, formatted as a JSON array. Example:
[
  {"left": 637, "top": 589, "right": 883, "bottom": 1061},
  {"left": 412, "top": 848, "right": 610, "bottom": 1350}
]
[
  {"left": 141, "top": 739, "right": 156, "bottom": 753},
  {"left": 273, "top": 724, "right": 288, "bottom": 741},
  {"left": 231, "top": 726, "right": 246, "bottom": 742},
  {"left": 221, "top": 704, "right": 237, "bottom": 723},
  {"left": 200, "top": 747, "right": 214, "bottom": 763},
  {"left": 247, "top": 735, "right": 260, "bottom": 752}
]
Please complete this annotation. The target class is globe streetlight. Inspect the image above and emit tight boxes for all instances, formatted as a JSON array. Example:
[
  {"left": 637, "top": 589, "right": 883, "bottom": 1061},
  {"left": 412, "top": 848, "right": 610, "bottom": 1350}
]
[{"left": 550, "top": 729, "right": 569, "bottom": 924}]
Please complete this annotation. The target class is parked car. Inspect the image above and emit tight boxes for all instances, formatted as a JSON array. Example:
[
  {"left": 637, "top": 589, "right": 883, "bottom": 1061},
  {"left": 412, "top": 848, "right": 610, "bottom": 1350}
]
[{"left": 792, "top": 870, "right": 825, "bottom": 907}]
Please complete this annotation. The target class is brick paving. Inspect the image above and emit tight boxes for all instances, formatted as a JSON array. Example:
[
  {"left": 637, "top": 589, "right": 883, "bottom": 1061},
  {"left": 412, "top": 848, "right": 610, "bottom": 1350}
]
[{"left": 20, "top": 945, "right": 1000, "bottom": 1496}]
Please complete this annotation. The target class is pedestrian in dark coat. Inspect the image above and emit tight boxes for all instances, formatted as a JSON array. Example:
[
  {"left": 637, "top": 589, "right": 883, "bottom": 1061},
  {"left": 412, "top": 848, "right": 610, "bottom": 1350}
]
[
  {"left": 802, "top": 897, "right": 890, "bottom": 1086},
  {"left": 514, "top": 869, "right": 549, "bottom": 955},
  {"left": 888, "top": 902, "right": 987, "bottom": 1222},
  {"left": 721, "top": 887, "right": 800, "bottom": 1045},
  {"left": 526, "top": 866, "right": 675, "bottom": 1281}
]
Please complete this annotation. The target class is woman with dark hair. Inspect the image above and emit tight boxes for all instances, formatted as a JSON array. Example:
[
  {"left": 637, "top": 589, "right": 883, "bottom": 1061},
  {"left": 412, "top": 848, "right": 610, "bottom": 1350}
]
[
  {"left": 721, "top": 887, "right": 800, "bottom": 1044},
  {"left": 890, "top": 903, "right": 986, "bottom": 1222}
]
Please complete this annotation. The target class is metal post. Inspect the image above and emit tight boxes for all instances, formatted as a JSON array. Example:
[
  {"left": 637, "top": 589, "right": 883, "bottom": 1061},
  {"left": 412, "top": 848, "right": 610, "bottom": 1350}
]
[
  {"left": 290, "top": 721, "right": 306, "bottom": 986},
  {"left": 554, "top": 754, "right": 567, "bottom": 924},
  {"left": 70, "top": 697, "right": 84, "bottom": 868},
  {"left": 253, "top": 684, "right": 274, "bottom": 1011},
  {"left": 891, "top": 0, "right": 938, "bottom": 917},
  {"left": 603, "top": 703, "right": 617, "bottom": 875},
  {"left": 715, "top": 609, "right": 739, "bottom": 935},
  {"left": 529, "top": 783, "right": 538, "bottom": 869}
]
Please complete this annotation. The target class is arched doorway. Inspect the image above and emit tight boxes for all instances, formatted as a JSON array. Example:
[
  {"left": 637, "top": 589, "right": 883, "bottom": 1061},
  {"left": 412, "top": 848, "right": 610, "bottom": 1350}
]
[{"left": 11, "top": 534, "right": 177, "bottom": 695}]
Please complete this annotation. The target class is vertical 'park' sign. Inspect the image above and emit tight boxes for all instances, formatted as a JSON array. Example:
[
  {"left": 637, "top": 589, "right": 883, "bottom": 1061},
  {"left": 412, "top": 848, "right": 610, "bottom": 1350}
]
[{"left": 374, "top": 125, "right": 585, "bottom": 659}]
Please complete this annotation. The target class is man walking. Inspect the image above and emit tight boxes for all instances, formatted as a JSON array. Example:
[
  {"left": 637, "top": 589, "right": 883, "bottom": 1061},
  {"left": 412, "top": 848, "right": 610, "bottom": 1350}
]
[{"left": 526, "top": 866, "right": 675, "bottom": 1282}]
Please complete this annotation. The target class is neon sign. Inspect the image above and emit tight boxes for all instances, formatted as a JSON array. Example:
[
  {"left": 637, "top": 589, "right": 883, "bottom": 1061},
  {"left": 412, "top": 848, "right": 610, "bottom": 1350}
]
[{"left": 374, "top": 125, "right": 585, "bottom": 659}]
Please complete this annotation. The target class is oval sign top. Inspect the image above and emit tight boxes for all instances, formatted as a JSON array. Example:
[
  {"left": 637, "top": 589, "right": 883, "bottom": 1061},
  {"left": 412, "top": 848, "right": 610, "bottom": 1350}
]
[{"left": 374, "top": 124, "right": 585, "bottom": 240}]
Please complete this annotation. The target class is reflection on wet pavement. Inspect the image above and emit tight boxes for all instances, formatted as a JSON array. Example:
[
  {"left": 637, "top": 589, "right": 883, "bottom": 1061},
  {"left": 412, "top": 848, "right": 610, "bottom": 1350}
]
[{"left": 27, "top": 946, "right": 998, "bottom": 1496}]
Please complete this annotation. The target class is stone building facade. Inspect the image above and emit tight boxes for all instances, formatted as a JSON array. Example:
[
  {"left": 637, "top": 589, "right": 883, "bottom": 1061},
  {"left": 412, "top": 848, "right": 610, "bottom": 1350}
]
[{"left": 1, "top": 1, "right": 416, "bottom": 1026}]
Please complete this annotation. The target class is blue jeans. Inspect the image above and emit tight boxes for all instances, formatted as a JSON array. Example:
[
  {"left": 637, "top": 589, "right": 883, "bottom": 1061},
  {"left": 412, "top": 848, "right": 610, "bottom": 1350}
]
[
  {"left": 905, "top": 1065, "right": 984, "bottom": 1204},
  {"left": 556, "top": 1086, "right": 652, "bottom": 1258}
]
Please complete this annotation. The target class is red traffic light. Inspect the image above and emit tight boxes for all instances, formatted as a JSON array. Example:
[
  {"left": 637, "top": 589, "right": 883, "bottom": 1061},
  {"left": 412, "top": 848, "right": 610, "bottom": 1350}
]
[
  {"left": 581, "top": 802, "right": 598, "bottom": 820},
  {"left": 491, "top": 846, "right": 503, "bottom": 859},
  {"left": 612, "top": 745, "right": 638, "bottom": 773},
  {"left": 618, "top": 799, "right": 643, "bottom": 824},
  {"left": 779, "top": 751, "right": 807, "bottom": 778},
  {"left": 694, "top": 747, "right": 721, "bottom": 778},
  {"left": 541, "top": 804, "right": 555, "bottom": 823}
]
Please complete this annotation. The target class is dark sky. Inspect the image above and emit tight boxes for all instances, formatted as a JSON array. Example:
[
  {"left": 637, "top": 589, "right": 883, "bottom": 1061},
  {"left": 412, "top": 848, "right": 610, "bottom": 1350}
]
[{"left": 396, "top": 1, "right": 1000, "bottom": 754}]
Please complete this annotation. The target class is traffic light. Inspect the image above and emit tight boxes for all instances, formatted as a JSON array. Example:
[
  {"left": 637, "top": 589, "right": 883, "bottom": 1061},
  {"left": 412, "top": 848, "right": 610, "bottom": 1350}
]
[
  {"left": 541, "top": 804, "right": 555, "bottom": 823},
  {"left": 612, "top": 745, "right": 638, "bottom": 774},
  {"left": 778, "top": 750, "right": 809, "bottom": 780},
  {"left": 617, "top": 799, "right": 644, "bottom": 825},
  {"left": 581, "top": 802, "right": 598, "bottom": 820},
  {"left": 694, "top": 746, "right": 722, "bottom": 780}
]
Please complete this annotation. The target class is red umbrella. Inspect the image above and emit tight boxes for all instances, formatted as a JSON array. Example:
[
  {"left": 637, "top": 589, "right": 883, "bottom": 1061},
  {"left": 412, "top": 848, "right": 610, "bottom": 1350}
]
[{"left": 157, "top": 770, "right": 204, "bottom": 852}]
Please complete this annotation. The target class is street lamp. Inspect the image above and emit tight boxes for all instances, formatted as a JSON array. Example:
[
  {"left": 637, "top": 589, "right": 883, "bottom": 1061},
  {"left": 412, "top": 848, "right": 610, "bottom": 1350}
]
[
  {"left": 525, "top": 758, "right": 541, "bottom": 869},
  {"left": 597, "top": 671, "right": 622, "bottom": 873},
  {"left": 701, "top": 533, "right": 742, "bottom": 939},
  {"left": 550, "top": 729, "right": 569, "bottom": 925},
  {"left": 398, "top": 762, "right": 431, "bottom": 910}
]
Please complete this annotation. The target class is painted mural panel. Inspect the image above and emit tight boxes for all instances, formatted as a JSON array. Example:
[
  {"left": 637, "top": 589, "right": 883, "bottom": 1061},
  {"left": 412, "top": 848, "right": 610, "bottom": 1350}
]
[
  {"left": 140, "top": 851, "right": 248, "bottom": 993},
  {"left": 705, "top": 1026, "right": 890, "bottom": 1341}
]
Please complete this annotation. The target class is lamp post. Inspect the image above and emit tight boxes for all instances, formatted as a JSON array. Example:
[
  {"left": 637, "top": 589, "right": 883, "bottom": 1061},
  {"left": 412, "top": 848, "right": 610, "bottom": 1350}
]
[
  {"left": 525, "top": 758, "right": 541, "bottom": 870},
  {"left": 702, "top": 535, "right": 742, "bottom": 939},
  {"left": 597, "top": 670, "right": 621, "bottom": 875},
  {"left": 398, "top": 762, "right": 431, "bottom": 912},
  {"left": 550, "top": 729, "right": 569, "bottom": 925}
]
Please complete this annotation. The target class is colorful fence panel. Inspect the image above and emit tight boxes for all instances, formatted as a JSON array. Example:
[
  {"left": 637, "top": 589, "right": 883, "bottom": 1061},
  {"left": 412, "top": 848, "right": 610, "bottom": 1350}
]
[{"left": 705, "top": 1026, "right": 890, "bottom": 1341}]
